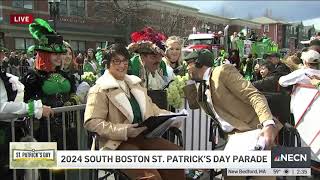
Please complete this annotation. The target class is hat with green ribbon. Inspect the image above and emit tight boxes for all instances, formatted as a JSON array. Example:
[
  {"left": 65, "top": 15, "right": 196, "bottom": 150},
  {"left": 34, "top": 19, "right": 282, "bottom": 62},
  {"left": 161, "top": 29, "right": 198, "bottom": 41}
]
[{"left": 29, "top": 18, "right": 66, "bottom": 53}]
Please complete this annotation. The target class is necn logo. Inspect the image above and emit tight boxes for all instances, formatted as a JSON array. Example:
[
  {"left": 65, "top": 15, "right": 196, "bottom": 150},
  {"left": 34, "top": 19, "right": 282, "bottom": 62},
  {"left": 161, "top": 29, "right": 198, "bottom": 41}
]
[
  {"left": 271, "top": 147, "right": 310, "bottom": 168},
  {"left": 274, "top": 154, "right": 307, "bottom": 162}
]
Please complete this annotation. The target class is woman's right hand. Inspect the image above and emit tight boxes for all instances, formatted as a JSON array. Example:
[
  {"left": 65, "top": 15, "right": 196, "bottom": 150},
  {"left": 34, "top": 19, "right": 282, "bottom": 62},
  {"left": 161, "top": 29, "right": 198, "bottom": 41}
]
[
  {"left": 42, "top": 105, "right": 54, "bottom": 120},
  {"left": 127, "top": 124, "right": 147, "bottom": 138}
]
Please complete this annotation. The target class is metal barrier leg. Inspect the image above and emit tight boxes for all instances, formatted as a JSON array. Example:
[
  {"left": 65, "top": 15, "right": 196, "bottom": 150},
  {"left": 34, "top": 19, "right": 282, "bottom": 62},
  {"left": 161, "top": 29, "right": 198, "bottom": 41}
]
[
  {"left": 198, "top": 110, "right": 202, "bottom": 150},
  {"left": 75, "top": 110, "right": 82, "bottom": 180},
  {"left": 191, "top": 110, "right": 195, "bottom": 150},
  {"left": 205, "top": 115, "right": 209, "bottom": 150},
  {"left": 11, "top": 120, "right": 17, "bottom": 180},
  {"left": 62, "top": 112, "right": 68, "bottom": 180},
  {"left": 46, "top": 118, "right": 53, "bottom": 180},
  {"left": 183, "top": 101, "right": 187, "bottom": 150}
]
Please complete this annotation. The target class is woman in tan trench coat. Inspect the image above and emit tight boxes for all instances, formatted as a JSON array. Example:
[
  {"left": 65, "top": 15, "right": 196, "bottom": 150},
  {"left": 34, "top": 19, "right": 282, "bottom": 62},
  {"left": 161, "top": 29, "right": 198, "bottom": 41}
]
[{"left": 84, "top": 43, "right": 185, "bottom": 180}]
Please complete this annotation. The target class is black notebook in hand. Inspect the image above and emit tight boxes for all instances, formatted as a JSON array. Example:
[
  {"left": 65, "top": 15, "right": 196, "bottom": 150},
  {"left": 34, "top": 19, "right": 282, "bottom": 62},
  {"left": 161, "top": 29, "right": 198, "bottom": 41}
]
[{"left": 138, "top": 112, "right": 187, "bottom": 138}]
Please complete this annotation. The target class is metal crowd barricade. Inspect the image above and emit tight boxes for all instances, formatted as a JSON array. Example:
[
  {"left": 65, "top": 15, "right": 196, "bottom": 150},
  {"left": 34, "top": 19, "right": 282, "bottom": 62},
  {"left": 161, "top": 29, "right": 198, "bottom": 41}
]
[
  {"left": 179, "top": 101, "right": 220, "bottom": 151},
  {"left": 0, "top": 104, "right": 89, "bottom": 180},
  {"left": 0, "top": 99, "right": 295, "bottom": 180},
  {"left": 0, "top": 102, "right": 215, "bottom": 180}
]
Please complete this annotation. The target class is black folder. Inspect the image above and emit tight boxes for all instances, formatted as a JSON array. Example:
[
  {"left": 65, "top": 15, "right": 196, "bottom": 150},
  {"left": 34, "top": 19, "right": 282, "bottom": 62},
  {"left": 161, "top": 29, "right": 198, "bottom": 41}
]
[{"left": 137, "top": 113, "right": 187, "bottom": 137}]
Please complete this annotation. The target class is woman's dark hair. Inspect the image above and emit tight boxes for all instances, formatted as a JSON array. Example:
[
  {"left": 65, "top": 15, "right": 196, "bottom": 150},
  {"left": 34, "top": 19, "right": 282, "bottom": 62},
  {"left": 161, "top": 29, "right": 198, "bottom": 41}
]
[
  {"left": 259, "top": 60, "right": 275, "bottom": 73},
  {"left": 105, "top": 43, "right": 130, "bottom": 68}
]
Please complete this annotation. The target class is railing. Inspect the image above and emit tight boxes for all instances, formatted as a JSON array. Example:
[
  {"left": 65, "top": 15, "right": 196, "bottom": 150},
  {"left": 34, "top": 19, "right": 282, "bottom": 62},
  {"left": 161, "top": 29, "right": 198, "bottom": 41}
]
[
  {"left": 0, "top": 102, "right": 218, "bottom": 180},
  {"left": 0, "top": 105, "right": 89, "bottom": 180},
  {"left": 0, "top": 97, "right": 303, "bottom": 180}
]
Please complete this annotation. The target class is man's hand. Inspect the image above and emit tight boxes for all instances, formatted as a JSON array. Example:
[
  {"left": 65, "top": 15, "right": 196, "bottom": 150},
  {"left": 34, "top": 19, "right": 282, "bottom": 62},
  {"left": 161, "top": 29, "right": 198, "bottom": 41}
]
[
  {"left": 260, "top": 125, "right": 279, "bottom": 150},
  {"left": 42, "top": 105, "right": 54, "bottom": 120},
  {"left": 127, "top": 124, "right": 147, "bottom": 138}
]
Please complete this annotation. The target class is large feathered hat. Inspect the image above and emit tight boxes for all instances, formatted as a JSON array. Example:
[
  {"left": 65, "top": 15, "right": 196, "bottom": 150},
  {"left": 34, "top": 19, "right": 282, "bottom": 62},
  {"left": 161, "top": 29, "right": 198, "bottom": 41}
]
[
  {"left": 127, "top": 27, "right": 167, "bottom": 55},
  {"left": 29, "top": 18, "right": 66, "bottom": 53}
]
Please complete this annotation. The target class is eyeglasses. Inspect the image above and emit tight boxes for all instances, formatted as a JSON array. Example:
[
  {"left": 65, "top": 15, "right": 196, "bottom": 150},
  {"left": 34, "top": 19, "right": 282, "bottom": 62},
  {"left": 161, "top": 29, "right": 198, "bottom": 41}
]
[{"left": 112, "top": 59, "right": 129, "bottom": 65}]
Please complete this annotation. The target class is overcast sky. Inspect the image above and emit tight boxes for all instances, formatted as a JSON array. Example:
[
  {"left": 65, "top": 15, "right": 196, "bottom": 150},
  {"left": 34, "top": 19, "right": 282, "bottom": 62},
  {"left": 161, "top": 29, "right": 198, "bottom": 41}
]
[{"left": 168, "top": 1, "right": 320, "bottom": 22}]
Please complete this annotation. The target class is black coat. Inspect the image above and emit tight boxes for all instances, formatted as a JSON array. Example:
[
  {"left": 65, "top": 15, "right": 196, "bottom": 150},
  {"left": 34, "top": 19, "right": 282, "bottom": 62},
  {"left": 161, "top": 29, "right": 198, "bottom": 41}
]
[
  {"left": 252, "top": 73, "right": 280, "bottom": 93},
  {"left": 21, "top": 69, "right": 76, "bottom": 107},
  {"left": 274, "top": 62, "right": 291, "bottom": 77}
]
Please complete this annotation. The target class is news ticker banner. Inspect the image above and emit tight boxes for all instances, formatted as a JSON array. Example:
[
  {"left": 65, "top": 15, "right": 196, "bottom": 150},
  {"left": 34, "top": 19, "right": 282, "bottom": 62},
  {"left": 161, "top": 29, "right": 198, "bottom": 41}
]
[
  {"left": 227, "top": 168, "right": 311, "bottom": 176},
  {"left": 10, "top": 143, "right": 311, "bottom": 176}
]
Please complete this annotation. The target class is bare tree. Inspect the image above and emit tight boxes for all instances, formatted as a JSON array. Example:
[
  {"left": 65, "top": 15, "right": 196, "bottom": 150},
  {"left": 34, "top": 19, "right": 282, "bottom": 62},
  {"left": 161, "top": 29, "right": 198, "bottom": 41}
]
[
  {"left": 91, "top": 0, "right": 154, "bottom": 42},
  {"left": 157, "top": 9, "right": 182, "bottom": 36},
  {"left": 92, "top": 0, "right": 151, "bottom": 27},
  {"left": 158, "top": 9, "right": 205, "bottom": 37},
  {"left": 91, "top": 1, "right": 201, "bottom": 38}
]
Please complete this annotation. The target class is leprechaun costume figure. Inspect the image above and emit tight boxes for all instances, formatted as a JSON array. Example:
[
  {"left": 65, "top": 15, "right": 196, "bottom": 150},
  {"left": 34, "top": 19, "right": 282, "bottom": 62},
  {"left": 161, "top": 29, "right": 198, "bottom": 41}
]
[
  {"left": 22, "top": 18, "right": 78, "bottom": 107},
  {"left": 21, "top": 18, "right": 80, "bottom": 179}
]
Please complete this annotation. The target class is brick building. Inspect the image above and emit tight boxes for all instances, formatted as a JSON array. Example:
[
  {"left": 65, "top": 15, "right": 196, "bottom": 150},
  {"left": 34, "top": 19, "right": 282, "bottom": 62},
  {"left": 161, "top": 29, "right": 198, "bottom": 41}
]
[
  {"left": 0, "top": 0, "right": 261, "bottom": 52},
  {"left": 283, "top": 22, "right": 315, "bottom": 50},
  {"left": 0, "top": 0, "right": 127, "bottom": 52},
  {"left": 252, "top": 16, "right": 288, "bottom": 48},
  {"left": 252, "top": 16, "right": 316, "bottom": 49}
]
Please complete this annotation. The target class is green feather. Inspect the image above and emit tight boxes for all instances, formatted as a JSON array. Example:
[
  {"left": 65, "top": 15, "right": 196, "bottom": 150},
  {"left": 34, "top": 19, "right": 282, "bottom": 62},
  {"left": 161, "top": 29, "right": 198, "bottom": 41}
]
[
  {"left": 159, "top": 60, "right": 168, "bottom": 77},
  {"left": 29, "top": 24, "right": 48, "bottom": 44},
  {"left": 28, "top": 18, "right": 66, "bottom": 53},
  {"left": 128, "top": 54, "right": 141, "bottom": 76},
  {"left": 95, "top": 50, "right": 103, "bottom": 65},
  {"left": 29, "top": 18, "right": 54, "bottom": 44},
  {"left": 34, "top": 18, "right": 54, "bottom": 32}
]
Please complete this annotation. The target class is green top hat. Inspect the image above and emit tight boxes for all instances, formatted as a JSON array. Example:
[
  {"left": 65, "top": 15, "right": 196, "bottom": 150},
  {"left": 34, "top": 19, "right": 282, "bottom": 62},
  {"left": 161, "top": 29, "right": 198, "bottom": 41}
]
[{"left": 29, "top": 18, "right": 66, "bottom": 53}]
